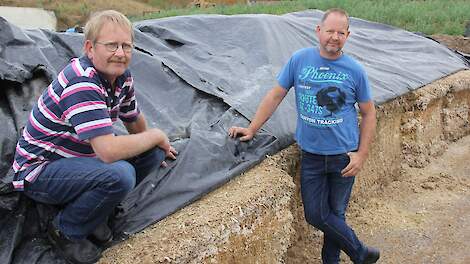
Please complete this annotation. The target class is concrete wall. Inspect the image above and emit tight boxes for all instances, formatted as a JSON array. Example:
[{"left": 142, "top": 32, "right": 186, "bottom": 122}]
[
  {"left": 0, "top": 6, "right": 56, "bottom": 30},
  {"left": 99, "top": 70, "right": 470, "bottom": 264}
]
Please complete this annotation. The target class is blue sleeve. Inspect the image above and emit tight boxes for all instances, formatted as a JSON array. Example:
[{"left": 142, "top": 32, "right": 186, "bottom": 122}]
[
  {"left": 355, "top": 65, "right": 372, "bottom": 103},
  {"left": 276, "top": 55, "right": 296, "bottom": 90}
]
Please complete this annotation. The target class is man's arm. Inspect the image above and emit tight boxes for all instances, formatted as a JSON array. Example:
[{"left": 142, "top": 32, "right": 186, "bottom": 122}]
[
  {"left": 229, "top": 85, "right": 288, "bottom": 141},
  {"left": 123, "top": 113, "right": 147, "bottom": 134},
  {"left": 91, "top": 113, "right": 176, "bottom": 163},
  {"left": 89, "top": 127, "right": 171, "bottom": 163},
  {"left": 341, "top": 100, "right": 376, "bottom": 177}
]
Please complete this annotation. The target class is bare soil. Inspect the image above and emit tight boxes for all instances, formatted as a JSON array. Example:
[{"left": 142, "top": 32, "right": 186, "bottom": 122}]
[
  {"left": 351, "top": 135, "right": 470, "bottom": 263},
  {"left": 100, "top": 146, "right": 299, "bottom": 264},
  {"left": 97, "top": 38, "right": 470, "bottom": 264},
  {"left": 100, "top": 134, "right": 470, "bottom": 264},
  {"left": 286, "top": 40, "right": 470, "bottom": 263},
  {"left": 286, "top": 135, "right": 470, "bottom": 264},
  {"left": 431, "top": 35, "right": 470, "bottom": 54},
  {"left": 0, "top": 0, "right": 249, "bottom": 30},
  {"left": 286, "top": 66, "right": 470, "bottom": 263}
]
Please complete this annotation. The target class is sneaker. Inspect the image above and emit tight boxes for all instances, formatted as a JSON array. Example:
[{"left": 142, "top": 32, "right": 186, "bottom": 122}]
[
  {"left": 88, "top": 221, "right": 113, "bottom": 247},
  {"left": 363, "top": 246, "right": 380, "bottom": 264},
  {"left": 47, "top": 222, "right": 101, "bottom": 264}
]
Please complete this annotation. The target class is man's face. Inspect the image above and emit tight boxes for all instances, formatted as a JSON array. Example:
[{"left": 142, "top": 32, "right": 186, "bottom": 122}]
[
  {"left": 315, "top": 13, "right": 350, "bottom": 59},
  {"left": 85, "top": 22, "right": 133, "bottom": 84}
]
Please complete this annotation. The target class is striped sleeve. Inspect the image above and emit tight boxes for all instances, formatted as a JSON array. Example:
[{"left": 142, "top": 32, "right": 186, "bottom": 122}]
[
  {"left": 59, "top": 76, "right": 113, "bottom": 140},
  {"left": 119, "top": 76, "right": 140, "bottom": 123}
]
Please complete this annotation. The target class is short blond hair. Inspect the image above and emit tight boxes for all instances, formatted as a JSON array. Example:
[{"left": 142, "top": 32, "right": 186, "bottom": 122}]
[
  {"left": 321, "top": 8, "right": 350, "bottom": 29},
  {"left": 84, "top": 10, "right": 134, "bottom": 44}
]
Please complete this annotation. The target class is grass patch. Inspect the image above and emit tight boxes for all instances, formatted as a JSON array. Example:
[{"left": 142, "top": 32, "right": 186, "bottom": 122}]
[
  {"left": 135, "top": 0, "right": 470, "bottom": 35},
  {"left": 2, "top": 0, "right": 468, "bottom": 34}
]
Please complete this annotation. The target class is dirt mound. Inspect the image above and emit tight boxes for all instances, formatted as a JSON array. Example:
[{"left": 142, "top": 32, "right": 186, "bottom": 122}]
[
  {"left": 188, "top": 0, "right": 216, "bottom": 8},
  {"left": 98, "top": 69, "right": 470, "bottom": 263},
  {"left": 432, "top": 34, "right": 470, "bottom": 54},
  {"left": 349, "top": 135, "right": 470, "bottom": 263}
]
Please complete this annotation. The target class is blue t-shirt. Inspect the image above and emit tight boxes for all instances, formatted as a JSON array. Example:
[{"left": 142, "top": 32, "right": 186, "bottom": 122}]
[{"left": 277, "top": 47, "right": 372, "bottom": 155}]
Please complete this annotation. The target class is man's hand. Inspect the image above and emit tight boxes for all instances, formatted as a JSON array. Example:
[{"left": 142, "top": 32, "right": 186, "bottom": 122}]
[
  {"left": 340, "top": 100, "right": 376, "bottom": 177},
  {"left": 150, "top": 128, "right": 178, "bottom": 167},
  {"left": 160, "top": 146, "right": 178, "bottom": 167},
  {"left": 160, "top": 144, "right": 177, "bottom": 167},
  {"left": 228, "top": 126, "right": 255, "bottom": 141},
  {"left": 227, "top": 85, "right": 287, "bottom": 142},
  {"left": 341, "top": 152, "right": 367, "bottom": 177}
]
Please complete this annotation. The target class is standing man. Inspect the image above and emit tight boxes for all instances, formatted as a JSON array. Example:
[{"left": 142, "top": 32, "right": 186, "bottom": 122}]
[
  {"left": 229, "top": 8, "right": 379, "bottom": 264},
  {"left": 12, "top": 10, "right": 177, "bottom": 264}
]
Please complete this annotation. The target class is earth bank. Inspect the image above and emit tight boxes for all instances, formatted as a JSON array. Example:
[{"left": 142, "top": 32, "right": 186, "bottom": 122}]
[{"left": 98, "top": 61, "right": 470, "bottom": 264}]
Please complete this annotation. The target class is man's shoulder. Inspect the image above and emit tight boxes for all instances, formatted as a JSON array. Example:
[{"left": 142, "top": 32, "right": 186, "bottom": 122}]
[
  {"left": 60, "top": 57, "right": 100, "bottom": 84},
  {"left": 292, "top": 47, "right": 316, "bottom": 58},
  {"left": 340, "top": 53, "right": 365, "bottom": 69},
  {"left": 288, "top": 47, "right": 318, "bottom": 67}
]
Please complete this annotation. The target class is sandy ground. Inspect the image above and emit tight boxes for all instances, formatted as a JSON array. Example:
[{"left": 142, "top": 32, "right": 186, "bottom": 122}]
[
  {"left": 287, "top": 37, "right": 470, "bottom": 264},
  {"left": 431, "top": 35, "right": 470, "bottom": 54},
  {"left": 102, "top": 134, "right": 470, "bottom": 264},
  {"left": 101, "top": 129, "right": 470, "bottom": 264},
  {"left": 352, "top": 37, "right": 470, "bottom": 264},
  {"left": 99, "top": 36, "right": 469, "bottom": 263},
  {"left": 350, "top": 134, "right": 470, "bottom": 264},
  {"left": 287, "top": 134, "right": 470, "bottom": 264}
]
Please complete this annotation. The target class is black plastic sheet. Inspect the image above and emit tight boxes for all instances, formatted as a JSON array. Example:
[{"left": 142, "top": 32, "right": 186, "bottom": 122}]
[{"left": 0, "top": 10, "right": 468, "bottom": 263}]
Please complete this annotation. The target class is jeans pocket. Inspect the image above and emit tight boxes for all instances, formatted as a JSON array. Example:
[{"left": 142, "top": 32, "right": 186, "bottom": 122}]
[{"left": 339, "top": 153, "right": 351, "bottom": 170}]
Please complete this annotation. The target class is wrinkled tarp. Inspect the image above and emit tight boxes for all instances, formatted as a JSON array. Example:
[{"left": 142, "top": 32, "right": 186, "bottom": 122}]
[{"left": 0, "top": 10, "right": 468, "bottom": 263}]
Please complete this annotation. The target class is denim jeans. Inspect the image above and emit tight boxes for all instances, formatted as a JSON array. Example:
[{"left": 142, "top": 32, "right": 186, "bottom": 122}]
[
  {"left": 21, "top": 148, "right": 165, "bottom": 240},
  {"left": 300, "top": 150, "right": 366, "bottom": 264}
]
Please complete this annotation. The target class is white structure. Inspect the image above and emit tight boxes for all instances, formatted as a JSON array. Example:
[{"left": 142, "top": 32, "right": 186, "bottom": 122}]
[{"left": 0, "top": 6, "right": 56, "bottom": 30}]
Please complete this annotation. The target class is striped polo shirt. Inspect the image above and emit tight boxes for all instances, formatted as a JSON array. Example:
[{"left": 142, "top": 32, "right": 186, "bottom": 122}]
[{"left": 12, "top": 56, "right": 140, "bottom": 190}]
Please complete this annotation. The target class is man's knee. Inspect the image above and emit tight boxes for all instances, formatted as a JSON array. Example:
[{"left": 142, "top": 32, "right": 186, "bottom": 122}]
[
  {"left": 331, "top": 208, "right": 346, "bottom": 220},
  {"left": 304, "top": 206, "right": 328, "bottom": 229},
  {"left": 103, "top": 161, "right": 136, "bottom": 195}
]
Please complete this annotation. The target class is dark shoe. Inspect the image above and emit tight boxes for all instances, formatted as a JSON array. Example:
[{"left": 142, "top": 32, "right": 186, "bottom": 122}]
[
  {"left": 88, "top": 221, "right": 113, "bottom": 247},
  {"left": 363, "top": 246, "right": 380, "bottom": 264},
  {"left": 48, "top": 222, "right": 101, "bottom": 264}
]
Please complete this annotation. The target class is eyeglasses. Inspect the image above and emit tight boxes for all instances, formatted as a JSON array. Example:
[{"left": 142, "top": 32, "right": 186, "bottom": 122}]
[{"left": 95, "top": 41, "right": 134, "bottom": 53}]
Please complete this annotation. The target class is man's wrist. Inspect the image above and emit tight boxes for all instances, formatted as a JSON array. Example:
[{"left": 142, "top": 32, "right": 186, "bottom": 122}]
[
  {"left": 356, "top": 149, "right": 369, "bottom": 159},
  {"left": 247, "top": 126, "right": 257, "bottom": 135}
]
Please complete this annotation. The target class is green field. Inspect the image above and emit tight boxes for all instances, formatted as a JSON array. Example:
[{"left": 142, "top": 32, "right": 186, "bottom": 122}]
[
  {"left": 136, "top": 0, "right": 470, "bottom": 36},
  {"left": 6, "top": 0, "right": 468, "bottom": 35}
]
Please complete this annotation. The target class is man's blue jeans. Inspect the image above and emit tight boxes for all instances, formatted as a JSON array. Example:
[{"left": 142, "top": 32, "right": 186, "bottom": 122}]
[
  {"left": 21, "top": 148, "right": 165, "bottom": 240},
  {"left": 300, "top": 150, "right": 366, "bottom": 264}
]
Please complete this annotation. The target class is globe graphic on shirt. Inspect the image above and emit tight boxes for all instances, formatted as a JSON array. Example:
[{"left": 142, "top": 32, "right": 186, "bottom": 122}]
[{"left": 316, "top": 86, "right": 346, "bottom": 117}]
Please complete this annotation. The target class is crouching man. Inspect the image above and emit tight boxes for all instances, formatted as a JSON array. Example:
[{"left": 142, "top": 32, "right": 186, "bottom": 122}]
[{"left": 11, "top": 10, "right": 177, "bottom": 264}]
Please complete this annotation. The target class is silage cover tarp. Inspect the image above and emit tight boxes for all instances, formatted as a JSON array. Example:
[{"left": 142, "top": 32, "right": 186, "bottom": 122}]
[{"left": 0, "top": 10, "right": 468, "bottom": 263}]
